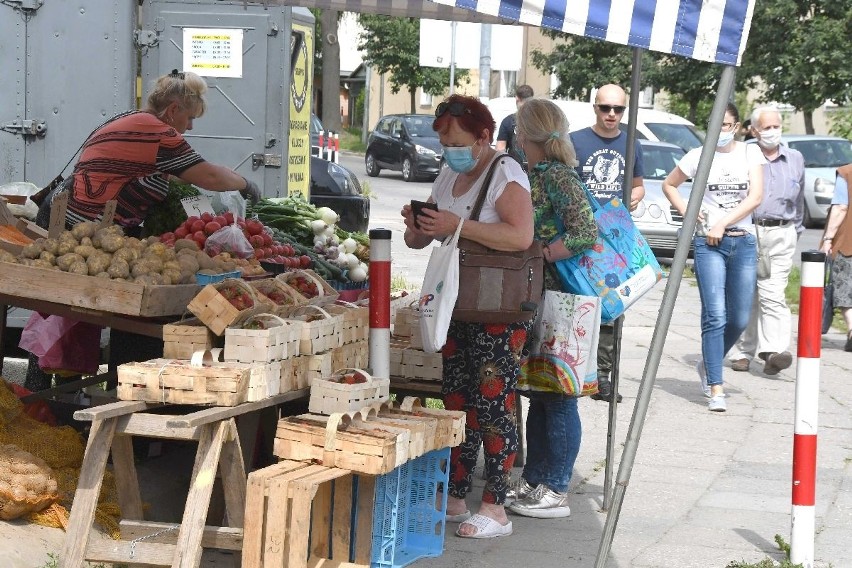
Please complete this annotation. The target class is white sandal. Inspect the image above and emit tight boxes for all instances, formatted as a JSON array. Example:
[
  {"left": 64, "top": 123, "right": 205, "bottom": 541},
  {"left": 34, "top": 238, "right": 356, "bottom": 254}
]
[{"left": 456, "top": 514, "right": 512, "bottom": 539}]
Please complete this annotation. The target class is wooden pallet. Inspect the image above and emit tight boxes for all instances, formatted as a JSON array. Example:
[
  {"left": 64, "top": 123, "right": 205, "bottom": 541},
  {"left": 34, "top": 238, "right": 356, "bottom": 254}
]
[{"left": 242, "top": 460, "right": 375, "bottom": 568}]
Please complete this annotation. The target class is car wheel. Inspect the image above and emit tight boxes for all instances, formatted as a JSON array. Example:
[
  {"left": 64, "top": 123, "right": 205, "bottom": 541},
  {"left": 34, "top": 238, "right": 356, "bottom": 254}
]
[
  {"left": 402, "top": 157, "right": 414, "bottom": 182},
  {"left": 365, "top": 152, "right": 380, "bottom": 177}
]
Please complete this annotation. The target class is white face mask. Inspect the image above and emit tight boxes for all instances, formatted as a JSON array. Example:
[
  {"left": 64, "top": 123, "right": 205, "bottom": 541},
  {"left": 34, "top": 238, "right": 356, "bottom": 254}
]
[
  {"left": 716, "top": 130, "right": 735, "bottom": 148},
  {"left": 757, "top": 127, "right": 783, "bottom": 149}
]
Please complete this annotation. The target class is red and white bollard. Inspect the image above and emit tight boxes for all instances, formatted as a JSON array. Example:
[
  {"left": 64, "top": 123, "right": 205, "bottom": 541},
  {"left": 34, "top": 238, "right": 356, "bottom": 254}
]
[
  {"left": 316, "top": 130, "right": 325, "bottom": 158},
  {"left": 368, "top": 229, "right": 392, "bottom": 379},
  {"left": 790, "top": 250, "right": 825, "bottom": 568},
  {"left": 332, "top": 132, "right": 340, "bottom": 164}
]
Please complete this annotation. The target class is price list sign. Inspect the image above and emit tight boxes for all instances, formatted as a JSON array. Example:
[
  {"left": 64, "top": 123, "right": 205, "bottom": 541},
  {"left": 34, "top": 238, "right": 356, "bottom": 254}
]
[{"left": 182, "top": 28, "right": 243, "bottom": 78}]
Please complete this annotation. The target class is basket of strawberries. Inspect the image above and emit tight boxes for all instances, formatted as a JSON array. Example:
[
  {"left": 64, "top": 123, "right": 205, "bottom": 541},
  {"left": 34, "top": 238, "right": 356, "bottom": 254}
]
[
  {"left": 275, "top": 269, "right": 339, "bottom": 306},
  {"left": 308, "top": 368, "right": 390, "bottom": 415},
  {"left": 249, "top": 278, "right": 308, "bottom": 316},
  {"left": 187, "top": 278, "right": 274, "bottom": 336}
]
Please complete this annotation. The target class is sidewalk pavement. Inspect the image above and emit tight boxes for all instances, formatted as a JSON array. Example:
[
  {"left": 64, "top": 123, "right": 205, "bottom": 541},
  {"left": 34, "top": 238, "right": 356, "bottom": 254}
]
[{"left": 418, "top": 274, "right": 852, "bottom": 568}]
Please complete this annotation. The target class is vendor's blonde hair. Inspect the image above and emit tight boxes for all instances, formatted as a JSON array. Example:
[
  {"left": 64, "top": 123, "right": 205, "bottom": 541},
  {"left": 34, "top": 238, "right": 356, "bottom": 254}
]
[
  {"left": 147, "top": 70, "right": 207, "bottom": 119},
  {"left": 516, "top": 98, "right": 578, "bottom": 167}
]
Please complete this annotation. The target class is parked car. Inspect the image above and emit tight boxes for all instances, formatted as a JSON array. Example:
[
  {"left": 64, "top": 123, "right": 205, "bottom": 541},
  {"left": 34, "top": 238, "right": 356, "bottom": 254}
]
[
  {"left": 630, "top": 140, "right": 693, "bottom": 258},
  {"left": 365, "top": 114, "right": 443, "bottom": 182},
  {"left": 778, "top": 135, "right": 852, "bottom": 228},
  {"left": 310, "top": 156, "right": 370, "bottom": 233}
]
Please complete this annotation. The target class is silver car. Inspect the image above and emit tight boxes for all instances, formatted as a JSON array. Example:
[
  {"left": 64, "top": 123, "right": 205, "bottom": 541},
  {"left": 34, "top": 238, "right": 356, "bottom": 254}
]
[
  {"left": 778, "top": 135, "right": 852, "bottom": 228},
  {"left": 630, "top": 140, "right": 692, "bottom": 258}
]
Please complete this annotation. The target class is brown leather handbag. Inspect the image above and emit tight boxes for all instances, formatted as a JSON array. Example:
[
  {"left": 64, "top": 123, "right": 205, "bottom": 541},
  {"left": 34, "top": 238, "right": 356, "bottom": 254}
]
[{"left": 452, "top": 154, "right": 543, "bottom": 324}]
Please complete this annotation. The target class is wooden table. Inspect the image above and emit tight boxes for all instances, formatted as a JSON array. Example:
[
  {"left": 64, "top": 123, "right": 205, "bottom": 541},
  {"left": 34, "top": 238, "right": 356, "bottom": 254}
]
[{"left": 60, "top": 389, "right": 307, "bottom": 568}]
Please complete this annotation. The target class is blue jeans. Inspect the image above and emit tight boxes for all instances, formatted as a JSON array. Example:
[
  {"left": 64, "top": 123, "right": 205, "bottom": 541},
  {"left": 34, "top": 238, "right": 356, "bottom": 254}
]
[
  {"left": 521, "top": 395, "right": 581, "bottom": 493},
  {"left": 693, "top": 234, "right": 757, "bottom": 386}
]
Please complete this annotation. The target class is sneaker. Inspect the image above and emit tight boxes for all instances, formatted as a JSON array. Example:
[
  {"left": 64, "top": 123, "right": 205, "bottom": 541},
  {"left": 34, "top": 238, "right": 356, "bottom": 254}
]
[
  {"left": 708, "top": 395, "right": 727, "bottom": 412},
  {"left": 508, "top": 484, "right": 571, "bottom": 518},
  {"left": 696, "top": 361, "right": 711, "bottom": 398},
  {"left": 763, "top": 351, "right": 793, "bottom": 375},
  {"left": 731, "top": 358, "right": 750, "bottom": 372},
  {"left": 506, "top": 478, "right": 535, "bottom": 502}
]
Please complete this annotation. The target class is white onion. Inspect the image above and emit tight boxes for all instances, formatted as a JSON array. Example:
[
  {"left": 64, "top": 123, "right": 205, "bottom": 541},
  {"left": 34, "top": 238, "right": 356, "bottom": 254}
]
[
  {"left": 341, "top": 237, "right": 357, "bottom": 254},
  {"left": 323, "top": 225, "right": 336, "bottom": 237},
  {"left": 317, "top": 207, "right": 340, "bottom": 226},
  {"left": 310, "top": 219, "right": 328, "bottom": 235},
  {"left": 345, "top": 253, "right": 360, "bottom": 269},
  {"left": 348, "top": 264, "right": 367, "bottom": 282}
]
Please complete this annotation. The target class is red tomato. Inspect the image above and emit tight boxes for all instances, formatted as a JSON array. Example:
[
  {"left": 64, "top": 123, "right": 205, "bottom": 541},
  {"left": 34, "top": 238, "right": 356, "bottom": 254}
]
[
  {"left": 174, "top": 226, "right": 189, "bottom": 239},
  {"left": 223, "top": 212, "right": 235, "bottom": 225},
  {"left": 190, "top": 219, "right": 206, "bottom": 233},
  {"left": 261, "top": 232, "right": 273, "bottom": 246},
  {"left": 204, "top": 221, "right": 222, "bottom": 236},
  {"left": 249, "top": 235, "right": 264, "bottom": 249},
  {"left": 236, "top": 219, "right": 247, "bottom": 229},
  {"left": 201, "top": 212, "right": 214, "bottom": 223},
  {"left": 299, "top": 255, "right": 312, "bottom": 268},
  {"left": 255, "top": 248, "right": 266, "bottom": 259},
  {"left": 246, "top": 220, "right": 264, "bottom": 236},
  {"left": 213, "top": 215, "right": 227, "bottom": 226},
  {"left": 160, "top": 231, "right": 175, "bottom": 242},
  {"left": 184, "top": 216, "right": 200, "bottom": 230}
]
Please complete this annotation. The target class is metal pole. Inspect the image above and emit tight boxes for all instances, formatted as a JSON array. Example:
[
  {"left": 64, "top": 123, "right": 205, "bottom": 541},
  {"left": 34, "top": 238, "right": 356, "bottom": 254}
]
[
  {"left": 602, "top": 47, "right": 643, "bottom": 511},
  {"left": 449, "top": 21, "right": 457, "bottom": 95},
  {"left": 479, "top": 24, "right": 492, "bottom": 101},
  {"left": 790, "top": 250, "right": 825, "bottom": 568},
  {"left": 368, "top": 229, "right": 392, "bottom": 380},
  {"left": 361, "top": 65, "right": 371, "bottom": 145},
  {"left": 594, "top": 64, "right": 738, "bottom": 568}
]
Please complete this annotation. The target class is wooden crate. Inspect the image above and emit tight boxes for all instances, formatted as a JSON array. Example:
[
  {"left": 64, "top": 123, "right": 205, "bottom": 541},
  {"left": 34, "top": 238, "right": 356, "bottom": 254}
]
[
  {"left": 116, "top": 352, "right": 279, "bottom": 406},
  {"left": 242, "top": 460, "right": 376, "bottom": 568},
  {"left": 399, "top": 398, "right": 466, "bottom": 448},
  {"left": 162, "top": 317, "right": 223, "bottom": 360},
  {"left": 224, "top": 313, "right": 302, "bottom": 363},
  {"left": 0, "top": 261, "right": 200, "bottom": 316},
  {"left": 286, "top": 305, "right": 342, "bottom": 355},
  {"left": 331, "top": 339, "right": 368, "bottom": 371},
  {"left": 308, "top": 369, "right": 390, "bottom": 415},
  {"left": 393, "top": 303, "right": 420, "bottom": 338},
  {"left": 401, "top": 348, "right": 443, "bottom": 381},
  {"left": 388, "top": 336, "right": 410, "bottom": 377},
  {"left": 187, "top": 278, "right": 274, "bottom": 336},
  {"left": 274, "top": 412, "right": 407, "bottom": 475},
  {"left": 275, "top": 268, "right": 340, "bottom": 306},
  {"left": 322, "top": 302, "right": 369, "bottom": 345},
  {"left": 248, "top": 278, "right": 307, "bottom": 314},
  {"left": 288, "top": 352, "right": 333, "bottom": 390}
]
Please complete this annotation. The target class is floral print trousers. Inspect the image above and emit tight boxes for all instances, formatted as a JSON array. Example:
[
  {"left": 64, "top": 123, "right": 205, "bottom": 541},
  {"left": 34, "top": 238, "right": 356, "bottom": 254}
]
[{"left": 441, "top": 319, "right": 531, "bottom": 505}]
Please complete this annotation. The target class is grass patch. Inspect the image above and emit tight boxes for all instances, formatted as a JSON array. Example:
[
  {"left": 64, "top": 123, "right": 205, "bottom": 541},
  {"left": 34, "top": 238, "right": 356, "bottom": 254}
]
[
  {"left": 391, "top": 274, "right": 417, "bottom": 293},
  {"left": 339, "top": 128, "right": 366, "bottom": 154},
  {"left": 725, "top": 535, "right": 810, "bottom": 567},
  {"left": 785, "top": 267, "right": 846, "bottom": 333}
]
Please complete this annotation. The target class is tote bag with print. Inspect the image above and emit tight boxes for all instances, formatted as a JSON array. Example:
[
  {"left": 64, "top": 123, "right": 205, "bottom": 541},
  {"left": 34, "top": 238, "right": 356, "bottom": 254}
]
[{"left": 419, "top": 220, "right": 463, "bottom": 353}]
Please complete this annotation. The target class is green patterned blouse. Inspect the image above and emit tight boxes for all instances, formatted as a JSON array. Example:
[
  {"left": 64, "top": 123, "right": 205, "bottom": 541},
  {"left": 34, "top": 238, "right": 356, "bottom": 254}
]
[{"left": 529, "top": 160, "right": 598, "bottom": 291}]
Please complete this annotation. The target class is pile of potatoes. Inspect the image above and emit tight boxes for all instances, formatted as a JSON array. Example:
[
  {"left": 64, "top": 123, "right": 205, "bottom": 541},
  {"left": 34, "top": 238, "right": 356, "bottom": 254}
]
[
  {"left": 0, "top": 444, "right": 59, "bottom": 520},
  {"left": 0, "top": 222, "right": 254, "bottom": 285}
]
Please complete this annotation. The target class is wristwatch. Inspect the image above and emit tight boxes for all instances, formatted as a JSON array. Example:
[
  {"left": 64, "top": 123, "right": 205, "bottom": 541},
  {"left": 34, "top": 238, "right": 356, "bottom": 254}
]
[{"left": 822, "top": 236, "right": 833, "bottom": 241}]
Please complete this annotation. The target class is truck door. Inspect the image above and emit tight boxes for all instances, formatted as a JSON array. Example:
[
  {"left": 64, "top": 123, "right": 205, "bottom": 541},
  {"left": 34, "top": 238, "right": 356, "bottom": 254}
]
[
  {"left": 140, "top": 2, "right": 313, "bottom": 198},
  {"left": 0, "top": 2, "right": 136, "bottom": 186}
]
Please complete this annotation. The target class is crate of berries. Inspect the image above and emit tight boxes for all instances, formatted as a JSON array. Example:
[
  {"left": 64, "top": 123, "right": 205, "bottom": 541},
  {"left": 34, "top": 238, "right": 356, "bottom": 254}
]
[
  {"left": 276, "top": 269, "right": 339, "bottom": 306},
  {"left": 187, "top": 278, "right": 274, "bottom": 336},
  {"left": 248, "top": 278, "right": 307, "bottom": 316},
  {"left": 308, "top": 368, "right": 390, "bottom": 415},
  {"left": 224, "top": 313, "right": 302, "bottom": 363}
]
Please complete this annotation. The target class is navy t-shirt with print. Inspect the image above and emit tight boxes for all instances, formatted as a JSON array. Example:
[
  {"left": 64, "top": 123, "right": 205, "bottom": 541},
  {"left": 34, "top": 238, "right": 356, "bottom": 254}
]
[{"left": 570, "top": 127, "right": 644, "bottom": 204}]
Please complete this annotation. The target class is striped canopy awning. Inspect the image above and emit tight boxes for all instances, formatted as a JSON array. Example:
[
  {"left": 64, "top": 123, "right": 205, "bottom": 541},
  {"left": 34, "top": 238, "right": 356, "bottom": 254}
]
[
  {"left": 429, "top": 0, "right": 756, "bottom": 65},
  {"left": 275, "top": 0, "right": 755, "bottom": 66}
]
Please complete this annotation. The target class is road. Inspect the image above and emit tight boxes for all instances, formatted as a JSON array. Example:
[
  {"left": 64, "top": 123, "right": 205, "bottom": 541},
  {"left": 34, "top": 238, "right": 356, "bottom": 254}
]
[{"left": 340, "top": 151, "right": 828, "bottom": 287}]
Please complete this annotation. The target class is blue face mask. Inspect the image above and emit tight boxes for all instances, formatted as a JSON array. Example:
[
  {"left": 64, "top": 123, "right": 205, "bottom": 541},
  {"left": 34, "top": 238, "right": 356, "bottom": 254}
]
[{"left": 442, "top": 145, "right": 478, "bottom": 173}]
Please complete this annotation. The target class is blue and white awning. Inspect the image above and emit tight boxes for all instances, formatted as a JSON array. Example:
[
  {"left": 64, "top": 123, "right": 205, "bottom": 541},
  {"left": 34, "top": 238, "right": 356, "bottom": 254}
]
[{"left": 428, "top": 0, "right": 756, "bottom": 65}]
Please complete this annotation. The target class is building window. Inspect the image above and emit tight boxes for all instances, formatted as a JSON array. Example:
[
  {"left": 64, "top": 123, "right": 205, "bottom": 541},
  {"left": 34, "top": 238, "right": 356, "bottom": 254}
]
[{"left": 420, "top": 91, "right": 433, "bottom": 107}]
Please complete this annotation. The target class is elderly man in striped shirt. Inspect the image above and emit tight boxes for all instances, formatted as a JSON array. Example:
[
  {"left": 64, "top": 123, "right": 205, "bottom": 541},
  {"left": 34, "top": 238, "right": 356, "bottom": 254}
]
[{"left": 728, "top": 106, "right": 805, "bottom": 375}]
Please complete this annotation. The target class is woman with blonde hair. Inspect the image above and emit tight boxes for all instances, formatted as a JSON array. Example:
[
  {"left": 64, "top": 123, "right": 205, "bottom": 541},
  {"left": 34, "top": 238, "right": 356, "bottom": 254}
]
[
  {"left": 39, "top": 69, "right": 260, "bottom": 231},
  {"left": 507, "top": 98, "right": 597, "bottom": 518}
]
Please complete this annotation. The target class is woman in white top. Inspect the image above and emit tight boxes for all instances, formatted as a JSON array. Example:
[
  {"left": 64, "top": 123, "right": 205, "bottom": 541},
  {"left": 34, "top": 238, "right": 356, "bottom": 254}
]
[
  {"left": 402, "top": 94, "right": 534, "bottom": 539},
  {"left": 663, "top": 102, "right": 764, "bottom": 412}
]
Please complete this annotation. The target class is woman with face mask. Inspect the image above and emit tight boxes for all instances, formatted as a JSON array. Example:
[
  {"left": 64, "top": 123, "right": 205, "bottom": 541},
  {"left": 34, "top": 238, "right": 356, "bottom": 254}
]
[
  {"left": 662, "top": 102, "right": 765, "bottom": 412},
  {"left": 401, "top": 94, "right": 534, "bottom": 539}
]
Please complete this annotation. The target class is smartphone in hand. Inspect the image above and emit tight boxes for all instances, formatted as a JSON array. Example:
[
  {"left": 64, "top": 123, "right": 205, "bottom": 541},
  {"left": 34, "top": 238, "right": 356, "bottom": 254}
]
[{"left": 411, "top": 200, "right": 438, "bottom": 229}]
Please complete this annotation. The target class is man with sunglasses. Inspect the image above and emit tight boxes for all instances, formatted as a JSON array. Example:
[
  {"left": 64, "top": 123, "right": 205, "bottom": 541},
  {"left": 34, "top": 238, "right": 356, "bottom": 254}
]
[
  {"left": 570, "top": 83, "right": 646, "bottom": 403},
  {"left": 496, "top": 85, "right": 534, "bottom": 170}
]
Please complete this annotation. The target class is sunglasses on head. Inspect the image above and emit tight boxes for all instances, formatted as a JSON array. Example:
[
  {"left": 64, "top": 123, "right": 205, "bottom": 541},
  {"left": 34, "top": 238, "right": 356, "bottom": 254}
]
[
  {"left": 170, "top": 69, "right": 186, "bottom": 80},
  {"left": 435, "top": 101, "right": 472, "bottom": 118},
  {"left": 596, "top": 104, "right": 626, "bottom": 114}
]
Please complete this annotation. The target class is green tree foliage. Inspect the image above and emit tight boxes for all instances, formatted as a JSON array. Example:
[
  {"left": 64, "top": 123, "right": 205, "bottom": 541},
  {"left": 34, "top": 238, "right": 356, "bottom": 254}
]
[
  {"left": 742, "top": 0, "right": 852, "bottom": 133},
  {"left": 356, "top": 15, "right": 468, "bottom": 113}
]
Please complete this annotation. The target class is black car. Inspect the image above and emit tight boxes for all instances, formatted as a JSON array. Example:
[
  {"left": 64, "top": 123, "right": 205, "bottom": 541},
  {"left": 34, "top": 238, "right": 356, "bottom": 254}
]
[
  {"left": 365, "top": 114, "right": 442, "bottom": 182},
  {"left": 309, "top": 156, "right": 370, "bottom": 233}
]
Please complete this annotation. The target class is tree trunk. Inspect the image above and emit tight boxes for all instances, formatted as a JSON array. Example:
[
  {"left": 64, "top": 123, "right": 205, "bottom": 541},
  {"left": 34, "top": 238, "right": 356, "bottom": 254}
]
[
  {"left": 410, "top": 88, "right": 416, "bottom": 114},
  {"left": 688, "top": 103, "right": 698, "bottom": 125},
  {"left": 320, "top": 10, "right": 342, "bottom": 132},
  {"left": 803, "top": 110, "right": 815, "bottom": 135}
]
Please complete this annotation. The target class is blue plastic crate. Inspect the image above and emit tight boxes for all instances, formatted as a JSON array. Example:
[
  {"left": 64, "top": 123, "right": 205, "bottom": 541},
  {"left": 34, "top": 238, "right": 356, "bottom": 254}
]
[
  {"left": 195, "top": 270, "right": 241, "bottom": 285},
  {"left": 371, "top": 447, "right": 450, "bottom": 568}
]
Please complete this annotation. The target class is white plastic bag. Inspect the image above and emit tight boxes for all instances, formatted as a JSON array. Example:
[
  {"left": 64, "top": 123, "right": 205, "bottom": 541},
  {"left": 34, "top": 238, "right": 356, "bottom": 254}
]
[
  {"left": 418, "top": 220, "right": 463, "bottom": 353},
  {"left": 0, "top": 182, "right": 40, "bottom": 220}
]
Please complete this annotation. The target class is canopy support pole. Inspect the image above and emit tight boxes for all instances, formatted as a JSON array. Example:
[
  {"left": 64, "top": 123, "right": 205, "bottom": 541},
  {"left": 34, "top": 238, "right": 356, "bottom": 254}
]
[
  {"left": 594, "top": 64, "right": 738, "bottom": 567},
  {"left": 601, "top": 47, "right": 644, "bottom": 511}
]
